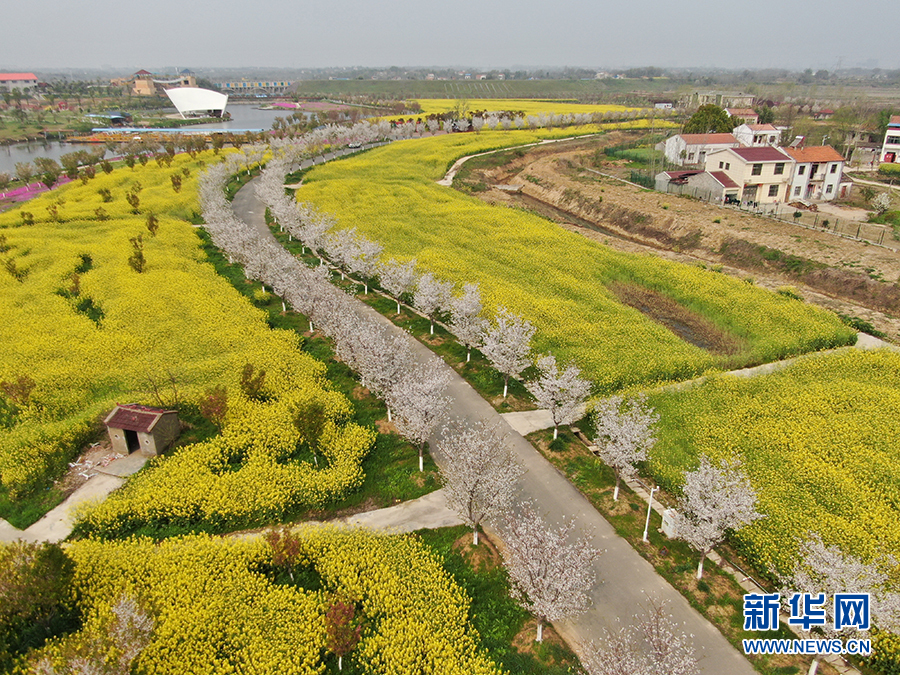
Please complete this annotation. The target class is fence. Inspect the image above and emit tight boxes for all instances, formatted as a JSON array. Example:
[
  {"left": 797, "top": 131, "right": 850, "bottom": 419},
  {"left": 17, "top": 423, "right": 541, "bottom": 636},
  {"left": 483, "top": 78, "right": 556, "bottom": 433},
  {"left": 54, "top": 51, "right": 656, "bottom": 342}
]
[{"left": 658, "top": 182, "right": 898, "bottom": 250}]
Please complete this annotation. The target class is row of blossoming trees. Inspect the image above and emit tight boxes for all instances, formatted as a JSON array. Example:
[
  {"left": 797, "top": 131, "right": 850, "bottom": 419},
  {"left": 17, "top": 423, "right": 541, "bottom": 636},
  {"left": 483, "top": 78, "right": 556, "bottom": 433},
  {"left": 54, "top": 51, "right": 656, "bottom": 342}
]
[{"left": 208, "top": 132, "right": 899, "bottom": 673}]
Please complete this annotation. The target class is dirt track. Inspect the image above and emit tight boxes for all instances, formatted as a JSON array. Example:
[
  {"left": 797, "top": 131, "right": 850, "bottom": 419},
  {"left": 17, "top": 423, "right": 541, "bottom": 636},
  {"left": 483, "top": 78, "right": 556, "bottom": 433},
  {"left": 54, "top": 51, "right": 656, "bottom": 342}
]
[{"left": 461, "top": 140, "right": 900, "bottom": 341}]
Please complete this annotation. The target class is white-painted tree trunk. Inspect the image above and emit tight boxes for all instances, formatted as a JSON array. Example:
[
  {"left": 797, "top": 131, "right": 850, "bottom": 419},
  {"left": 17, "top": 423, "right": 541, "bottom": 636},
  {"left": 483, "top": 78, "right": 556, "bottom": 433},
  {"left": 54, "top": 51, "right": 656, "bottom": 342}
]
[
  {"left": 473, "top": 529, "right": 479, "bottom": 545},
  {"left": 395, "top": 300, "right": 400, "bottom": 314},
  {"left": 429, "top": 321, "right": 434, "bottom": 335},
  {"left": 503, "top": 382, "right": 508, "bottom": 399},
  {"left": 808, "top": 656, "right": 821, "bottom": 675},
  {"left": 553, "top": 426, "right": 559, "bottom": 440},
  {"left": 419, "top": 454, "right": 424, "bottom": 472},
  {"left": 613, "top": 482, "right": 620, "bottom": 501},
  {"left": 466, "top": 348, "right": 471, "bottom": 363},
  {"left": 536, "top": 621, "right": 544, "bottom": 642},
  {"left": 697, "top": 554, "right": 706, "bottom": 580},
  {"left": 387, "top": 408, "right": 392, "bottom": 422},
  {"left": 364, "top": 283, "right": 368, "bottom": 294},
  {"left": 338, "top": 655, "right": 343, "bottom": 671},
  {"left": 309, "top": 319, "right": 314, "bottom": 332},
  {"left": 281, "top": 301, "right": 286, "bottom": 312}
]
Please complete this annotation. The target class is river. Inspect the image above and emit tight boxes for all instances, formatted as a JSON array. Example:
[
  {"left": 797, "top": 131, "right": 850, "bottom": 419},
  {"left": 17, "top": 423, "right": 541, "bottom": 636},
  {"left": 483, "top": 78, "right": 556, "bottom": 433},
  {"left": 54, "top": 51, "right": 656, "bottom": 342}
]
[{"left": 0, "top": 103, "right": 291, "bottom": 175}]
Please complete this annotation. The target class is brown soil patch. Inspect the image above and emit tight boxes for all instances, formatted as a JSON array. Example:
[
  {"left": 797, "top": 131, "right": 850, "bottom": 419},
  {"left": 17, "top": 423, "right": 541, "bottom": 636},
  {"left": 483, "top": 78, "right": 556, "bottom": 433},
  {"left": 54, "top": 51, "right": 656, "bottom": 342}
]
[
  {"left": 512, "top": 618, "right": 568, "bottom": 655},
  {"left": 451, "top": 530, "right": 501, "bottom": 571},
  {"left": 375, "top": 419, "right": 397, "bottom": 435},
  {"left": 351, "top": 385, "right": 370, "bottom": 400},
  {"left": 610, "top": 282, "right": 746, "bottom": 355},
  {"left": 462, "top": 140, "right": 900, "bottom": 341},
  {"left": 55, "top": 439, "right": 120, "bottom": 498}
]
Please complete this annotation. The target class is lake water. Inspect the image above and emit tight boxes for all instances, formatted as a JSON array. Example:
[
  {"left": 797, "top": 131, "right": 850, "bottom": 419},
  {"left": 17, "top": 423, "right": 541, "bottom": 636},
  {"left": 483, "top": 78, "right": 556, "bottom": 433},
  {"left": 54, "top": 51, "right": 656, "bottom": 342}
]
[{"left": 0, "top": 103, "right": 291, "bottom": 175}]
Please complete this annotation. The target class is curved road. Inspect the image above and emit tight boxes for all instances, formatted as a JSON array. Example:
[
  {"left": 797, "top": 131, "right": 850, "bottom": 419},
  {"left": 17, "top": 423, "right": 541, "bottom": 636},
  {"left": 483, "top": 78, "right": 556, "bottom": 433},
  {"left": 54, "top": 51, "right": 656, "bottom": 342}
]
[{"left": 232, "top": 173, "right": 757, "bottom": 675}]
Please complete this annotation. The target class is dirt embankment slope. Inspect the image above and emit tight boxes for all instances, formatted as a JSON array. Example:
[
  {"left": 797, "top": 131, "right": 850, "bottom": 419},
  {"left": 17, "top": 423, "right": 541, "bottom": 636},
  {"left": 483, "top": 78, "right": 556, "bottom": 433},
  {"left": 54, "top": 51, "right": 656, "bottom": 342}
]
[{"left": 459, "top": 140, "right": 900, "bottom": 341}]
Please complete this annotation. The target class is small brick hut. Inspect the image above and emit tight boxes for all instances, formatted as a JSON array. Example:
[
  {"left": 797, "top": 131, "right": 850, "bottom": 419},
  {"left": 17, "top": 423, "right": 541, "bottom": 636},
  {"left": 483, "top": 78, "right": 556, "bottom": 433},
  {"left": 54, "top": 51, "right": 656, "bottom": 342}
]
[{"left": 104, "top": 404, "right": 179, "bottom": 456}]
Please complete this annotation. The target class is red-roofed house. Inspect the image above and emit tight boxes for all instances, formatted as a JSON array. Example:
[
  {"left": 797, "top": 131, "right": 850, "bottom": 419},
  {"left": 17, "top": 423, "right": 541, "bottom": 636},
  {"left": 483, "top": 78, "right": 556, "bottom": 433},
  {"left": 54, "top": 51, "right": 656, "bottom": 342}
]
[
  {"left": 880, "top": 116, "right": 900, "bottom": 164},
  {"left": 705, "top": 146, "right": 794, "bottom": 204},
  {"left": 655, "top": 169, "right": 741, "bottom": 203},
  {"left": 733, "top": 123, "right": 783, "bottom": 147},
  {"left": 0, "top": 73, "right": 38, "bottom": 93},
  {"left": 663, "top": 132, "right": 741, "bottom": 166},
  {"left": 104, "top": 404, "right": 180, "bottom": 455},
  {"left": 726, "top": 108, "right": 759, "bottom": 125},
  {"left": 783, "top": 146, "right": 848, "bottom": 201}
]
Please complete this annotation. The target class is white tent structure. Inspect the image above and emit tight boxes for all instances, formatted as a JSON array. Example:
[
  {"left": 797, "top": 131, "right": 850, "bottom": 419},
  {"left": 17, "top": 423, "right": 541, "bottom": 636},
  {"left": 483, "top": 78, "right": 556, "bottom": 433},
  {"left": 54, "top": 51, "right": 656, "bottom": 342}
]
[{"left": 165, "top": 87, "right": 228, "bottom": 119}]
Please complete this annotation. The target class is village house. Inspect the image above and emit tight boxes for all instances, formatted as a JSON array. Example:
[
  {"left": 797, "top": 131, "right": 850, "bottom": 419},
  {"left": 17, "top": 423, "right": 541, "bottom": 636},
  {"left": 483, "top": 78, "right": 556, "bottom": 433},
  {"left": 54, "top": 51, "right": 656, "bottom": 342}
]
[
  {"left": 0, "top": 73, "right": 38, "bottom": 93},
  {"left": 655, "top": 169, "right": 740, "bottom": 203},
  {"left": 705, "top": 146, "right": 794, "bottom": 205},
  {"left": 663, "top": 132, "right": 741, "bottom": 166},
  {"left": 880, "top": 116, "right": 900, "bottom": 164},
  {"left": 726, "top": 108, "right": 759, "bottom": 125},
  {"left": 733, "top": 123, "right": 782, "bottom": 147},
  {"left": 783, "top": 146, "right": 851, "bottom": 201}
]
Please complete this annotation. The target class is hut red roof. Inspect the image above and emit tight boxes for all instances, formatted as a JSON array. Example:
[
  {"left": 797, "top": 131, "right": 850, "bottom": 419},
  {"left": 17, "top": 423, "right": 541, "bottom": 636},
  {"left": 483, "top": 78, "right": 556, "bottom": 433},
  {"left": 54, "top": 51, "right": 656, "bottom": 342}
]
[{"left": 104, "top": 404, "right": 175, "bottom": 433}]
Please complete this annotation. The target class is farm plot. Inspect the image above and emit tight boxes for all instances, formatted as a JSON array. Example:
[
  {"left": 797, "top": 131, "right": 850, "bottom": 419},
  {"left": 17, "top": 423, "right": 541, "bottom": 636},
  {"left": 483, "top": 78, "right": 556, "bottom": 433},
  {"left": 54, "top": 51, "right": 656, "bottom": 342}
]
[
  {"left": 26, "top": 529, "right": 501, "bottom": 675},
  {"left": 0, "top": 154, "right": 372, "bottom": 527},
  {"left": 295, "top": 131, "right": 856, "bottom": 392},
  {"left": 647, "top": 348, "right": 900, "bottom": 577}
]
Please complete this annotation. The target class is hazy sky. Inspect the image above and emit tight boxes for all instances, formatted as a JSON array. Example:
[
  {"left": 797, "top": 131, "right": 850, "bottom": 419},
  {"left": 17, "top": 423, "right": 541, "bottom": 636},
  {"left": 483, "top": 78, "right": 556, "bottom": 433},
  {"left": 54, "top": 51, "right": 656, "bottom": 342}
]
[{"left": 2, "top": 0, "right": 897, "bottom": 72}]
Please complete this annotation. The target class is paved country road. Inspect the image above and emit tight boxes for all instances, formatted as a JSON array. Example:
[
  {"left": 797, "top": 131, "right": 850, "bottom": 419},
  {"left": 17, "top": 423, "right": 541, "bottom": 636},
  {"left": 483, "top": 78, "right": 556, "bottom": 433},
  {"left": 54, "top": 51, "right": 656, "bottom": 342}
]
[{"left": 232, "top": 175, "right": 758, "bottom": 675}]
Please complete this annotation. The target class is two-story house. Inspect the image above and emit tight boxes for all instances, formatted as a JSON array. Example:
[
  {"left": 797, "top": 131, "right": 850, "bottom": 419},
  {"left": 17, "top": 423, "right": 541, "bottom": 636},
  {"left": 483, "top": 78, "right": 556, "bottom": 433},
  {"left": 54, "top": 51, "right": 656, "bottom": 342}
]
[
  {"left": 880, "top": 116, "right": 900, "bottom": 164},
  {"left": 733, "top": 123, "right": 782, "bottom": 147},
  {"left": 664, "top": 133, "right": 741, "bottom": 166},
  {"left": 705, "top": 147, "right": 794, "bottom": 204},
  {"left": 783, "top": 146, "right": 847, "bottom": 201}
]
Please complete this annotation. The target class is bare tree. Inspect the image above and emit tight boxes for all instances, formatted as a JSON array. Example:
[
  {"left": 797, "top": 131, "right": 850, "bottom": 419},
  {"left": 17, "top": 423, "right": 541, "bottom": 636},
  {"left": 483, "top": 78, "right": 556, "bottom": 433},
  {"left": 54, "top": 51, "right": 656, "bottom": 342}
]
[
  {"left": 527, "top": 354, "right": 591, "bottom": 439},
  {"left": 437, "top": 419, "right": 523, "bottom": 545},
  {"left": 672, "top": 456, "right": 763, "bottom": 579},
  {"left": 593, "top": 394, "right": 658, "bottom": 499},
  {"left": 580, "top": 598, "right": 699, "bottom": 675},
  {"left": 449, "top": 283, "right": 487, "bottom": 363},
  {"left": 779, "top": 535, "right": 900, "bottom": 675},
  {"left": 388, "top": 359, "right": 453, "bottom": 471},
  {"left": 413, "top": 272, "right": 453, "bottom": 335},
  {"left": 379, "top": 257, "right": 418, "bottom": 313},
  {"left": 480, "top": 307, "right": 535, "bottom": 399},
  {"left": 501, "top": 504, "right": 599, "bottom": 642}
]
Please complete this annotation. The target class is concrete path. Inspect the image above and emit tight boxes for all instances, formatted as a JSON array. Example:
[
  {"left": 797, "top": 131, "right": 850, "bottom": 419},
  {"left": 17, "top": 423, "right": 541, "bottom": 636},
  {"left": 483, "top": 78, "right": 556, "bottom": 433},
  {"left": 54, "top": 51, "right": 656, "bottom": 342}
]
[
  {"left": 0, "top": 454, "right": 148, "bottom": 544},
  {"left": 233, "top": 176, "right": 758, "bottom": 675},
  {"left": 234, "top": 489, "right": 464, "bottom": 543},
  {"left": 343, "top": 488, "right": 463, "bottom": 533}
]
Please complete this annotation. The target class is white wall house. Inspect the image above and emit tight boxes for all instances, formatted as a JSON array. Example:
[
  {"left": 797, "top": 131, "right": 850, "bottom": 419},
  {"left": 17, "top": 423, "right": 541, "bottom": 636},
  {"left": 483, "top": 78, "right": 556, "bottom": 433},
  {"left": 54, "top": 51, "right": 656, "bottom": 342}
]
[
  {"left": 880, "top": 116, "right": 900, "bottom": 163},
  {"left": 664, "top": 133, "right": 740, "bottom": 166},
  {"left": 733, "top": 123, "right": 782, "bottom": 147},
  {"left": 0, "top": 73, "right": 38, "bottom": 93},
  {"left": 705, "top": 146, "right": 794, "bottom": 205},
  {"left": 726, "top": 108, "right": 759, "bottom": 124},
  {"left": 783, "top": 146, "right": 847, "bottom": 201}
]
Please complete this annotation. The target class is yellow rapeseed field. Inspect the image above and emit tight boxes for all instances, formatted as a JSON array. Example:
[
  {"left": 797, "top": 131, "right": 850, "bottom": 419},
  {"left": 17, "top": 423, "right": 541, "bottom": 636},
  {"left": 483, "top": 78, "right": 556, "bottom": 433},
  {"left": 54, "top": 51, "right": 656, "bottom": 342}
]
[
  {"left": 295, "top": 131, "right": 855, "bottom": 393},
  {"left": 648, "top": 348, "right": 900, "bottom": 577},
  {"left": 0, "top": 154, "right": 372, "bottom": 523},
  {"left": 27, "top": 529, "right": 499, "bottom": 674}
]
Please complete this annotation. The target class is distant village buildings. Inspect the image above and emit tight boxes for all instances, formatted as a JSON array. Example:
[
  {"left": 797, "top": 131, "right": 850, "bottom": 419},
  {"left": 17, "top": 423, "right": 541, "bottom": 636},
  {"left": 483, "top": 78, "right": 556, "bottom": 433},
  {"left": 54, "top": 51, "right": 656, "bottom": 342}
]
[
  {"left": 880, "top": 116, "right": 900, "bottom": 163},
  {"left": 0, "top": 73, "right": 38, "bottom": 92}
]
